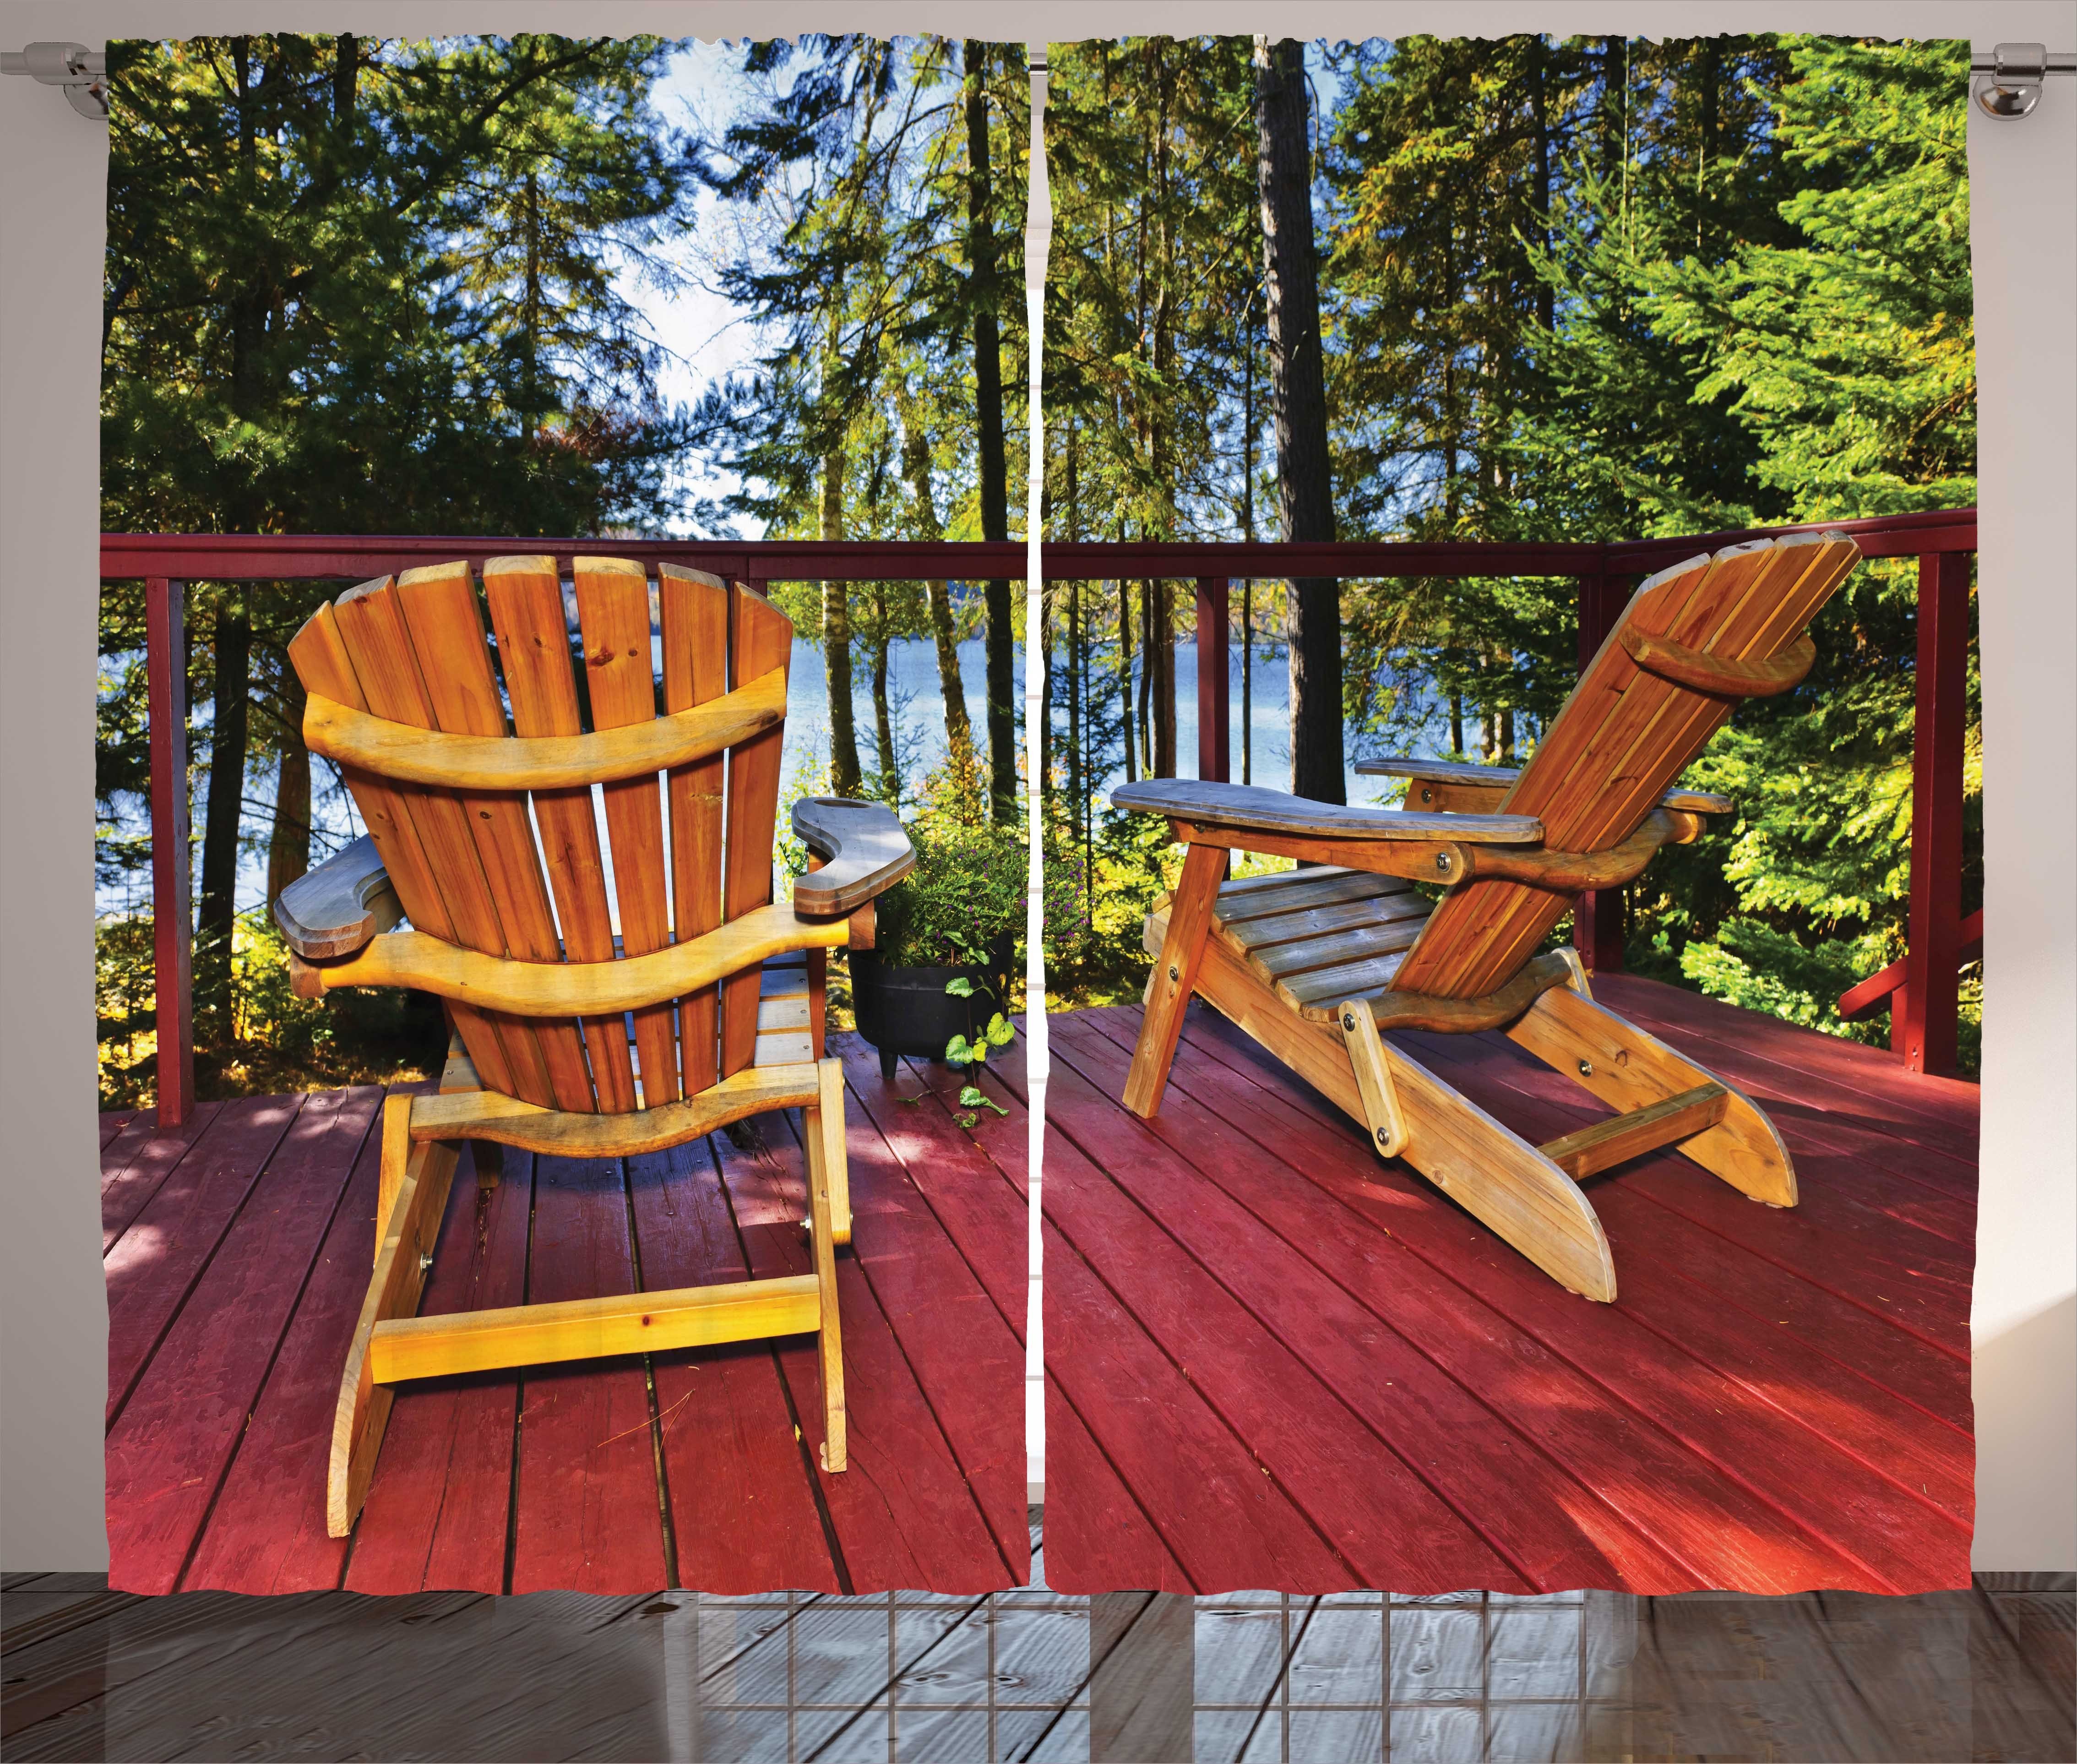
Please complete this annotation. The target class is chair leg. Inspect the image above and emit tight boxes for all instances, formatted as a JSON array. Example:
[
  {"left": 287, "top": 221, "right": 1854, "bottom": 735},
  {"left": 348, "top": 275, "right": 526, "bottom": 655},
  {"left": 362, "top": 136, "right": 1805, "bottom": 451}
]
[
  {"left": 1123, "top": 842, "right": 1229, "bottom": 1119},
  {"left": 1190, "top": 931, "right": 1619, "bottom": 1301},
  {"left": 1505, "top": 984, "right": 1798, "bottom": 1207},
  {"left": 330, "top": 1099, "right": 460, "bottom": 1538},
  {"left": 804, "top": 1074, "right": 848, "bottom": 1474}
]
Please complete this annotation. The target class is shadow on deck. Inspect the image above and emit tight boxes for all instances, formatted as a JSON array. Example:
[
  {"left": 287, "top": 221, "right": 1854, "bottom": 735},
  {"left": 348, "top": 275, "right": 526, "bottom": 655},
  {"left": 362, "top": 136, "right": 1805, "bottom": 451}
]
[
  {"left": 97, "top": 1031, "right": 1028, "bottom": 1599},
  {"left": 1026, "top": 975, "right": 1978, "bottom": 1599}
]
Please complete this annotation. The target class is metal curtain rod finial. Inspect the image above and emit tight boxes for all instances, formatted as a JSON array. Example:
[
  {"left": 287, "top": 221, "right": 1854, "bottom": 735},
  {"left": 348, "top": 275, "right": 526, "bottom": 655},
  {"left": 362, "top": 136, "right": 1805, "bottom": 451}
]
[
  {"left": 1972, "top": 43, "right": 2076, "bottom": 119},
  {"left": 1, "top": 42, "right": 108, "bottom": 119}
]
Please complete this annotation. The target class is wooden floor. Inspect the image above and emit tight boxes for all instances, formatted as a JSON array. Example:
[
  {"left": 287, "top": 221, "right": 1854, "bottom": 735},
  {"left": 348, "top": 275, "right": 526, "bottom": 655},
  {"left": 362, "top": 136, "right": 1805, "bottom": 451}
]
[
  {"left": 6, "top": 1560, "right": 2070, "bottom": 1761},
  {"left": 1025, "top": 976, "right": 1979, "bottom": 1598},
  {"left": 97, "top": 1032, "right": 1028, "bottom": 1598}
]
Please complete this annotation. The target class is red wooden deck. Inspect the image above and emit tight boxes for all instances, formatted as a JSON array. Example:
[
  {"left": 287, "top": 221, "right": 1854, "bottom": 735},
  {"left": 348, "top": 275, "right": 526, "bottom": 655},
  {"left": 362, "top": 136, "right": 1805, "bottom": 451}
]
[
  {"left": 1019, "top": 977, "right": 1977, "bottom": 1599},
  {"left": 98, "top": 1033, "right": 1028, "bottom": 1598}
]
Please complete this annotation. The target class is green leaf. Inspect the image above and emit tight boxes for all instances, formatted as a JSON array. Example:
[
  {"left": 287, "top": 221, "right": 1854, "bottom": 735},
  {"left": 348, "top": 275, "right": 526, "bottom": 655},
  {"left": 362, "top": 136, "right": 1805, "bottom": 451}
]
[
  {"left": 944, "top": 976, "right": 975, "bottom": 998},
  {"left": 960, "top": 1085, "right": 1010, "bottom": 1117},
  {"left": 984, "top": 1013, "right": 1015, "bottom": 1047},
  {"left": 945, "top": 1034, "right": 972, "bottom": 1062},
  {"left": 955, "top": 1111, "right": 979, "bottom": 1129}
]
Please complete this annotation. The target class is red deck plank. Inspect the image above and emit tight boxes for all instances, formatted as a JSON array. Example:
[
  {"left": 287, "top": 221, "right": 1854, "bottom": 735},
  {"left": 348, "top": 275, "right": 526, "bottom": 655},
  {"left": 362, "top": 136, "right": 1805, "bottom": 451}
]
[
  {"left": 104, "top": 1094, "right": 304, "bottom": 1421},
  {"left": 508, "top": 1152, "right": 669, "bottom": 1595},
  {"left": 345, "top": 1145, "right": 533, "bottom": 1595},
  {"left": 1594, "top": 976, "right": 1981, "bottom": 1160},
  {"left": 963, "top": 1043, "right": 1368, "bottom": 1595},
  {"left": 710, "top": 1112, "right": 1017, "bottom": 1594},
  {"left": 778, "top": 1064, "right": 1029, "bottom": 1580},
  {"left": 1037, "top": 1045, "right": 1535, "bottom": 1594},
  {"left": 103, "top": 1087, "right": 381, "bottom": 1594},
  {"left": 1156, "top": 1010, "right": 1975, "bottom": 1439},
  {"left": 833, "top": 1036, "right": 1028, "bottom": 1333},
  {"left": 1352, "top": 1029, "right": 1975, "bottom": 1514},
  {"left": 99, "top": 1099, "right": 226, "bottom": 1252},
  {"left": 1064, "top": 1011, "right": 1882, "bottom": 1594},
  {"left": 1396, "top": 1028, "right": 1975, "bottom": 1351},
  {"left": 100, "top": 1110, "right": 135, "bottom": 1149},
  {"left": 1042, "top": 1372, "right": 1191, "bottom": 1591},
  {"left": 180, "top": 1111, "right": 392, "bottom": 1594},
  {"left": 1047, "top": 1013, "right": 1695, "bottom": 1593},
  {"left": 1166, "top": 1005, "right": 1970, "bottom": 1593},
  {"left": 626, "top": 1137, "right": 840, "bottom": 1596}
]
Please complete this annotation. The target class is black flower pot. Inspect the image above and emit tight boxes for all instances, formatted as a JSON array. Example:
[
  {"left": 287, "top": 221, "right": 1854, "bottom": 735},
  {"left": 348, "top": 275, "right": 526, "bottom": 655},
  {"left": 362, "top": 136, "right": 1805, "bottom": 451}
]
[{"left": 848, "top": 932, "right": 1016, "bottom": 1082}]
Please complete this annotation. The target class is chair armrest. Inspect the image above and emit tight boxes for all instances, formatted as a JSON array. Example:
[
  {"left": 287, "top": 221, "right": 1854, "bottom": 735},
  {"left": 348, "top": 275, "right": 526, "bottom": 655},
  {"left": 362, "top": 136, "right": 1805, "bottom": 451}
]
[
  {"left": 272, "top": 835, "right": 402, "bottom": 959},
  {"left": 790, "top": 797, "right": 917, "bottom": 918},
  {"left": 1354, "top": 755, "right": 1732, "bottom": 817},
  {"left": 1110, "top": 779, "right": 1542, "bottom": 845}
]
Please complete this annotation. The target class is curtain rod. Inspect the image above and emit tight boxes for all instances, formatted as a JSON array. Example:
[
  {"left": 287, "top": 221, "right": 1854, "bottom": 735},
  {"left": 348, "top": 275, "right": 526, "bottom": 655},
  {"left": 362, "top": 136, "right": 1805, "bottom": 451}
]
[{"left": 6, "top": 38, "right": 2071, "bottom": 127}]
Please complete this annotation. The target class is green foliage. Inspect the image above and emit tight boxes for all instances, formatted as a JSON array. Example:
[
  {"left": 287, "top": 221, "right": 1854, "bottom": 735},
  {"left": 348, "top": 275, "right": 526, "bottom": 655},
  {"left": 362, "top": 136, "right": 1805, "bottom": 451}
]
[
  {"left": 873, "top": 815, "right": 1027, "bottom": 969},
  {"left": 96, "top": 906, "right": 445, "bottom": 1108}
]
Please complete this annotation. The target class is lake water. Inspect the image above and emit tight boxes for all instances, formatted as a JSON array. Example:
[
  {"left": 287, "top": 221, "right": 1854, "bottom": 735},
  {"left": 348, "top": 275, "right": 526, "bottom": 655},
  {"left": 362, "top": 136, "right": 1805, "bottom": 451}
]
[{"left": 98, "top": 632, "right": 1419, "bottom": 926}]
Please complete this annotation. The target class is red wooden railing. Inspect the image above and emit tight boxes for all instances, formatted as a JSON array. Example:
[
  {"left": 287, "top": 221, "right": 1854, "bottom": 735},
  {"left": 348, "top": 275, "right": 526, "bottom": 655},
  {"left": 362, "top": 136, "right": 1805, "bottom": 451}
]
[{"left": 102, "top": 508, "right": 1977, "bottom": 1126}]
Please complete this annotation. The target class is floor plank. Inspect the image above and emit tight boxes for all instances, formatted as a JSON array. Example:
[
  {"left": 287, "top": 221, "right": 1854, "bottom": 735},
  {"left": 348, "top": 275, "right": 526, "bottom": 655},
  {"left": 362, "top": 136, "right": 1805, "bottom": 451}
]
[
  {"left": 1044, "top": 995, "right": 1975, "bottom": 1599},
  {"left": 103, "top": 1088, "right": 381, "bottom": 1595},
  {"left": 711, "top": 1111, "right": 1017, "bottom": 1595},
  {"left": 507, "top": 1151, "right": 669, "bottom": 1595},
  {"left": 780, "top": 1077, "right": 1030, "bottom": 1581},
  {"left": 343, "top": 1141, "right": 533, "bottom": 1595},
  {"left": 180, "top": 1111, "right": 390, "bottom": 1595},
  {"left": 628, "top": 1135, "right": 839, "bottom": 1596},
  {"left": 98, "top": 1100, "right": 226, "bottom": 1254}
]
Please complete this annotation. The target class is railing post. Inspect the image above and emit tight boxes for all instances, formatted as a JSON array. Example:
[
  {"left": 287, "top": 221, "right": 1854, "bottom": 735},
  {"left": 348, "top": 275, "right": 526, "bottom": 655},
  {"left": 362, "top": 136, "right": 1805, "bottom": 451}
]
[
  {"left": 1898, "top": 549, "right": 1970, "bottom": 1076},
  {"left": 145, "top": 576, "right": 195, "bottom": 1127},
  {"left": 1572, "top": 572, "right": 1627, "bottom": 971},
  {"left": 1196, "top": 576, "right": 1231, "bottom": 784}
]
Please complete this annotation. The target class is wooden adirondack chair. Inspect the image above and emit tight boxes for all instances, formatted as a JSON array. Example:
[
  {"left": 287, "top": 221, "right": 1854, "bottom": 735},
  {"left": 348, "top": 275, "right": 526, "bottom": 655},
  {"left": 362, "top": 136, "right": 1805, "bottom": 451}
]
[
  {"left": 1113, "top": 533, "right": 1862, "bottom": 1302},
  {"left": 272, "top": 556, "right": 913, "bottom": 1537}
]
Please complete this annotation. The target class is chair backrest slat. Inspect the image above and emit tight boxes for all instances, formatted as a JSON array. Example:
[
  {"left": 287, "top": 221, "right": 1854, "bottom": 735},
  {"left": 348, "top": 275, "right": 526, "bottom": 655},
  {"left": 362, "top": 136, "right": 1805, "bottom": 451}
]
[
  {"left": 293, "top": 555, "right": 798, "bottom": 1116},
  {"left": 328, "top": 575, "right": 559, "bottom": 1107},
  {"left": 392, "top": 562, "right": 597, "bottom": 1113},
  {"left": 720, "top": 584, "right": 793, "bottom": 1077},
  {"left": 481, "top": 554, "right": 638, "bottom": 1112},
  {"left": 286, "top": 601, "right": 522, "bottom": 1101},
  {"left": 660, "top": 564, "right": 730, "bottom": 1098},
  {"left": 573, "top": 556, "right": 681, "bottom": 1108},
  {"left": 1392, "top": 533, "right": 1861, "bottom": 999}
]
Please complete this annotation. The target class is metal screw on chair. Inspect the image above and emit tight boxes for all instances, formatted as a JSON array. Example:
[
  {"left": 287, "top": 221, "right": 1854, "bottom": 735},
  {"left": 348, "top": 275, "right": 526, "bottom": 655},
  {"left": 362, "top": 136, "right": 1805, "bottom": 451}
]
[
  {"left": 1343, "top": 1013, "right": 1357, "bottom": 1032},
  {"left": 419, "top": 1251, "right": 434, "bottom": 1275},
  {"left": 1167, "top": 964, "right": 1180, "bottom": 982},
  {"left": 1435, "top": 852, "right": 1453, "bottom": 876},
  {"left": 1578, "top": 1059, "right": 1594, "bottom": 1077},
  {"left": 1375, "top": 1127, "right": 1390, "bottom": 1146}
]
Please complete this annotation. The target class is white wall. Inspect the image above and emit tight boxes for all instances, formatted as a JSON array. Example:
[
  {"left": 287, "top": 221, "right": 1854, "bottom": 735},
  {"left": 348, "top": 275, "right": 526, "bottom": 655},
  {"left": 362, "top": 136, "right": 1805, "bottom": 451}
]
[{"left": 3, "top": 0, "right": 2070, "bottom": 1573}]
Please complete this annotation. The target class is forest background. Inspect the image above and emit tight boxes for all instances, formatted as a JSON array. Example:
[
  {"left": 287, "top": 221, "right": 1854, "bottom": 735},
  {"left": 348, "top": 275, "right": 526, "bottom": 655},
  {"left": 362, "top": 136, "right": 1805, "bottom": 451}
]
[{"left": 93, "top": 31, "right": 1980, "bottom": 1105}]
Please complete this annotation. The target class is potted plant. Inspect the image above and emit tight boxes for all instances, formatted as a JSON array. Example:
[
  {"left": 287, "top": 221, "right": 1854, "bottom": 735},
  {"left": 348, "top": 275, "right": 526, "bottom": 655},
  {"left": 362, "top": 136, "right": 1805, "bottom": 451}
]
[{"left": 847, "top": 819, "right": 1024, "bottom": 1084}]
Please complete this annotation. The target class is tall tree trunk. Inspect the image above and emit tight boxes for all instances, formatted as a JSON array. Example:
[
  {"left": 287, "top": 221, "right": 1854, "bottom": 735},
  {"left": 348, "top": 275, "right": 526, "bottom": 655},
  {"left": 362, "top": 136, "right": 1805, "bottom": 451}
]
[
  {"left": 1152, "top": 582, "right": 1175, "bottom": 777},
  {"left": 1530, "top": 36, "right": 1555, "bottom": 332},
  {"left": 898, "top": 385, "right": 976, "bottom": 798},
  {"left": 868, "top": 586, "right": 897, "bottom": 803},
  {"left": 1450, "top": 691, "right": 1465, "bottom": 758},
  {"left": 1254, "top": 37, "right": 1343, "bottom": 804},
  {"left": 1118, "top": 569, "right": 1136, "bottom": 784},
  {"left": 820, "top": 435, "right": 862, "bottom": 798},
  {"left": 197, "top": 599, "right": 250, "bottom": 1040},
  {"left": 964, "top": 41, "right": 1015, "bottom": 820},
  {"left": 332, "top": 33, "right": 359, "bottom": 127},
  {"left": 1241, "top": 294, "right": 1257, "bottom": 786},
  {"left": 266, "top": 669, "right": 310, "bottom": 904},
  {"left": 1696, "top": 37, "right": 1719, "bottom": 254},
  {"left": 1137, "top": 582, "right": 1154, "bottom": 774},
  {"left": 1065, "top": 427, "right": 1083, "bottom": 828}
]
